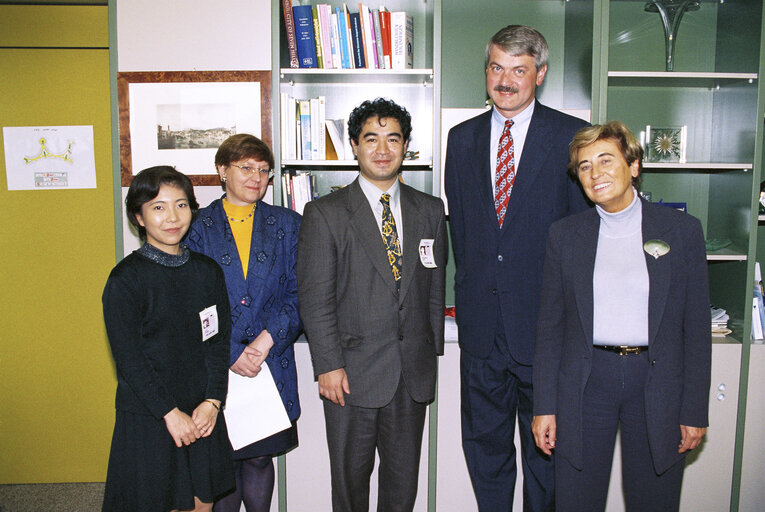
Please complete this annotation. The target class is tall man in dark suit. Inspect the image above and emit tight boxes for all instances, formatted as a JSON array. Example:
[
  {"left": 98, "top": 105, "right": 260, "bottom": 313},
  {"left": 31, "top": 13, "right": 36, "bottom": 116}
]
[
  {"left": 444, "top": 25, "right": 589, "bottom": 511},
  {"left": 298, "top": 98, "right": 447, "bottom": 512}
]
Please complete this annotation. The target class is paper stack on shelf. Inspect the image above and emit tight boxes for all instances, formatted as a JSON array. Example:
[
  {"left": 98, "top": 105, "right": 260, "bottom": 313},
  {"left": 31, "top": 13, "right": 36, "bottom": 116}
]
[{"left": 711, "top": 307, "right": 731, "bottom": 338}]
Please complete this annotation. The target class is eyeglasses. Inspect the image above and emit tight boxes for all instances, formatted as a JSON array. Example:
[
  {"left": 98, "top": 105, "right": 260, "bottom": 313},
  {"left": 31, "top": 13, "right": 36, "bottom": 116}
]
[{"left": 229, "top": 163, "right": 274, "bottom": 179}]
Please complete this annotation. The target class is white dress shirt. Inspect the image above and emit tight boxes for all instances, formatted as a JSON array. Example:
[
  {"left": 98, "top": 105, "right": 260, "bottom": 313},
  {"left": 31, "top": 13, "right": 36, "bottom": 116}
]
[
  {"left": 490, "top": 101, "right": 535, "bottom": 195},
  {"left": 358, "top": 174, "right": 404, "bottom": 252}
]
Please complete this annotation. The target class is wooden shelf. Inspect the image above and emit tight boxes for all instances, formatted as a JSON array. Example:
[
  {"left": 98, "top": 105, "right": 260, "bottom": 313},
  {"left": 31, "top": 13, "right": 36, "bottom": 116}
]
[
  {"left": 643, "top": 162, "right": 753, "bottom": 170},
  {"left": 280, "top": 68, "right": 435, "bottom": 85},
  {"left": 608, "top": 71, "right": 757, "bottom": 88},
  {"left": 280, "top": 159, "right": 432, "bottom": 168}
]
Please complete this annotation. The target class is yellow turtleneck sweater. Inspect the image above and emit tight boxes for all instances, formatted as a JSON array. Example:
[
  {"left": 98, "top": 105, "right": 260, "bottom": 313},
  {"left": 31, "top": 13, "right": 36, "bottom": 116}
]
[{"left": 222, "top": 198, "right": 256, "bottom": 278}]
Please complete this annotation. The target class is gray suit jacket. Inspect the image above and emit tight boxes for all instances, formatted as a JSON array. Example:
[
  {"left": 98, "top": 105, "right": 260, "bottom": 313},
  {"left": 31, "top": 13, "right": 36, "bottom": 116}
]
[
  {"left": 297, "top": 178, "right": 447, "bottom": 408},
  {"left": 533, "top": 199, "right": 712, "bottom": 474}
]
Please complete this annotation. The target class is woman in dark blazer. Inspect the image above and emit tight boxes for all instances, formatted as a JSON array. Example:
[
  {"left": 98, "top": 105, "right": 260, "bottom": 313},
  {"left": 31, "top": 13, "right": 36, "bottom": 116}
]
[
  {"left": 531, "top": 121, "right": 711, "bottom": 511},
  {"left": 186, "top": 134, "right": 301, "bottom": 512}
]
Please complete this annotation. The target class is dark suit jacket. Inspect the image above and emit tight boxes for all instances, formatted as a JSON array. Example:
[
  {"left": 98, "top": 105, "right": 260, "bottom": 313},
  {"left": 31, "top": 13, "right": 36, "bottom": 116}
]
[
  {"left": 297, "top": 178, "right": 447, "bottom": 408},
  {"left": 186, "top": 198, "right": 303, "bottom": 422},
  {"left": 533, "top": 199, "right": 712, "bottom": 474},
  {"left": 444, "top": 101, "right": 589, "bottom": 364}
]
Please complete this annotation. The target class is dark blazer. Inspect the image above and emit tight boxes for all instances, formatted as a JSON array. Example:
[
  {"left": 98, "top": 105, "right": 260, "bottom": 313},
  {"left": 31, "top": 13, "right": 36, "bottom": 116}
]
[
  {"left": 297, "top": 179, "right": 447, "bottom": 408},
  {"left": 444, "top": 101, "right": 589, "bottom": 364},
  {"left": 532, "top": 199, "right": 712, "bottom": 474},
  {"left": 186, "top": 198, "right": 302, "bottom": 422}
]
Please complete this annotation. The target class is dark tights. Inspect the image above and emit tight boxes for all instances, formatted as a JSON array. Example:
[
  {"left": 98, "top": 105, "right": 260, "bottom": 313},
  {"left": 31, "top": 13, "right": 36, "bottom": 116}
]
[{"left": 214, "top": 456, "right": 275, "bottom": 512}]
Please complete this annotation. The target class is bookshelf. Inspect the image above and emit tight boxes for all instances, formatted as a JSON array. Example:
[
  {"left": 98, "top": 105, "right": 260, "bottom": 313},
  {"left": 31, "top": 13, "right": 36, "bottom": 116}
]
[
  {"left": 592, "top": 1, "right": 764, "bottom": 509},
  {"left": 271, "top": 0, "right": 441, "bottom": 206}
]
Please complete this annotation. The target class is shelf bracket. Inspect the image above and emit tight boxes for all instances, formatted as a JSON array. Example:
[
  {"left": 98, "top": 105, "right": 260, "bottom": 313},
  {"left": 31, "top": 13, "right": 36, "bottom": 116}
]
[{"left": 644, "top": 0, "right": 700, "bottom": 71}]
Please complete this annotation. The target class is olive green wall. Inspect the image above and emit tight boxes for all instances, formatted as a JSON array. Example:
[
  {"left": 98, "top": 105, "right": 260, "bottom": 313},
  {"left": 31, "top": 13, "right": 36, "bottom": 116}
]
[{"left": 0, "top": 5, "right": 115, "bottom": 482}]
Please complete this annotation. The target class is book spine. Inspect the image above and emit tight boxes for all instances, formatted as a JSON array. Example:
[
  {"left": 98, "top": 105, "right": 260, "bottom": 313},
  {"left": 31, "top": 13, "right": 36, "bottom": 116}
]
[
  {"left": 318, "top": 96, "right": 326, "bottom": 160},
  {"left": 404, "top": 13, "right": 413, "bottom": 69},
  {"left": 391, "top": 11, "right": 404, "bottom": 70},
  {"left": 318, "top": 5, "right": 334, "bottom": 69},
  {"left": 299, "top": 99, "right": 311, "bottom": 160},
  {"left": 380, "top": 9, "right": 391, "bottom": 69},
  {"left": 293, "top": 5, "right": 318, "bottom": 68},
  {"left": 344, "top": 5, "right": 355, "bottom": 69},
  {"left": 349, "top": 12, "right": 366, "bottom": 68},
  {"left": 281, "top": 0, "right": 299, "bottom": 68},
  {"left": 310, "top": 97, "right": 321, "bottom": 160},
  {"left": 312, "top": 7, "right": 324, "bottom": 68},
  {"left": 330, "top": 12, "right": 343, "bottom": 69},
  {"left": 336, "top": 7, "right": 351, "bottom": 69},
  {"left": 372, "top": 9, "right": 384, "bottom": 70},
  {"left": 359, "top": 4, "right": 374, "bottom": 68}
]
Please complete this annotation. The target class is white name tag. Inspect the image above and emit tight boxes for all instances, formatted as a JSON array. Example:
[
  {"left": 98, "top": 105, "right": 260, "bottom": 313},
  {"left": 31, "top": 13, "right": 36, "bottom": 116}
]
[
  {"left": 418, "top": 239, "right": 437, "bottom": 268},
  {"left": 199, "top": 305, "right": 219, "bottom": 342}
]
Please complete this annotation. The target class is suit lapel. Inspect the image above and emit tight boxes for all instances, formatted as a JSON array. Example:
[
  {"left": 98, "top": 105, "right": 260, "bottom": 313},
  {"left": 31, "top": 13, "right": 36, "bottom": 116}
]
[
  {"left": 502, "top": 101, "right": 547, "bottom": 228},
  {"left": 642, "top": 200, "right": 672, "bottom": 347},
  {"left": 573, "top": 210, "right": 599, "bottom": 348},
  {"left": 471, "top": 111, "right": 500, "bottom": 231},
  {"left": 346, "top": 180, "right": 400, "bottom": 296},
  {"left": 399, "top": 185, "right": 425, "bottom": 302}
]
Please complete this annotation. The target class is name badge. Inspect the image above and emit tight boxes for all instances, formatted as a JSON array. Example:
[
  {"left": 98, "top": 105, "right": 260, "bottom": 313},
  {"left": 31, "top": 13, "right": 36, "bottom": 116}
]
[
  {"left": 418, "top": 239, "right": 437, "bottom": 268},
  {"left": 199, "top": 305, "right": 219, "bottom": 342}
]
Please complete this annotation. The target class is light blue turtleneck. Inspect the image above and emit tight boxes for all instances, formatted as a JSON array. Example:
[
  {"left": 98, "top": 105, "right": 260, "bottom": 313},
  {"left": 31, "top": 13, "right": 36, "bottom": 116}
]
[{"left": 592, "top": 188, "right": 649, "bottom": 346}]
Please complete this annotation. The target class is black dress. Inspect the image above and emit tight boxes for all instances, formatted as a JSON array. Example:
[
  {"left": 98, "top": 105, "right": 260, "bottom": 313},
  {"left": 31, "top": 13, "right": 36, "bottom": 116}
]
[{"left": 101, "top": 244, "right": 235, "bottom": 512}]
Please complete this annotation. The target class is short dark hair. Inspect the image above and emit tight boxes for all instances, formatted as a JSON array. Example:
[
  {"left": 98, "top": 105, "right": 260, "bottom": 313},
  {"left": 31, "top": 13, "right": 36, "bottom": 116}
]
[
  {"left": 215, "top": 133, "right": 274, "bottom": 170},
  {"left": 125, "top": 166, "right": 199, "bottom": 239},
  {"left": 568, "top": 121, "right": 643, "bottom": 188},
  {"left": 347, "top": 98, "right": 412, "bottom": 145},
  {"left": 486, "top": 25, "right": 549, "bottom": 70}
]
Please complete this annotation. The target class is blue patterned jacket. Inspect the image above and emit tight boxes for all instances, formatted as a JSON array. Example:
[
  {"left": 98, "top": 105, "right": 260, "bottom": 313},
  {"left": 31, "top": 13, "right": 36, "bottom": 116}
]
[{"left": 186, "top": 196, "right": 302, "bottom": 421}]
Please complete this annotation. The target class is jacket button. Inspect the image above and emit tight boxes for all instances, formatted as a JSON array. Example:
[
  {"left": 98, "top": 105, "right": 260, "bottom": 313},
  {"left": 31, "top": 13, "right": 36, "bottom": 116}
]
[
  {"left": 497, "top": 255, "right": 503, "bottom": 262},
  {"left": 492, "top": 288, "right": 497, "bottom": 295},
  {"left": 651, "top": 360, "right": 656, "bottom": 365},
  {"left": 399, "top": 335, "right": 404, "bottom": 341}
]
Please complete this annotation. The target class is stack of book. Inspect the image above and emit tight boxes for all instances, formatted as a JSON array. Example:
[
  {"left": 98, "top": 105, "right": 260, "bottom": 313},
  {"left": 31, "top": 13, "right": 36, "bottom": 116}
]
[
  {"left": 281, "top": 170, "right": 318, "bottom": 215},
  {"left": 282, "top": 1, "right": 414, "bottom": 70},
  {"left": 280, "top": 94, "right": 350, "bottom": 161},
  {"left": 711, "top": 307, "right": 731, "bottom": 338}
]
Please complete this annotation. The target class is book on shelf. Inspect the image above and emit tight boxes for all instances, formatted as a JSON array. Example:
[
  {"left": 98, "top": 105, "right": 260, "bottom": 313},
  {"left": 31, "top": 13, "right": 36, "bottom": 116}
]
[
  {"left": 298, "top": 99, "right": 312, "bottom": 161},
  {"left": 379, "top": 7, "right": 392, "bottom": 68},
  {"left": 281, "top": 0, "right": 299, "bottom": 68},
  {"left": 288, "top": 3, "right": 410, "bottom": 70},
  {"left": 282, "top": 170, "right": 318, "bottom": 215},
  {"left": 293, "top": 4, "right": 318, "bottom": 68},
  {"left": 325, "top": 118, "right": 346, "bottom": 160},
  {"left": 391, "top": 11, "right": 413, "bottom": 69},
  {"left": 372, "top": 9, "right": 385, "bottom": 70},
  {"left": 317, "top": 4, "right": 334, "bottom": 69},
  {"left": 335, "top": 6, "right": 351, "bottom": 68},
  {"left": 711, "top": 306, "right": 731, "bottom": 338},
  {"left": 349, "top": 10, "right": 366, "bottom": 68},
  {"left": 312, "top": 7, "right": 325, "bottom": 68},
  {"left": 310, "top": 96, "right": 326, "bottom": 160}
]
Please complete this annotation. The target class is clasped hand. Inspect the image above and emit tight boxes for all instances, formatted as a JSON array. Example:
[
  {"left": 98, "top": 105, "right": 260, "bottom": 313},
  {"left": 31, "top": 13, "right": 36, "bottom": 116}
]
[
  {"left": 163, "top": 399, "right": 221, "bottom": 448},
  {"left": 230, "top": 330, "right": 274, "bottom": 377}
]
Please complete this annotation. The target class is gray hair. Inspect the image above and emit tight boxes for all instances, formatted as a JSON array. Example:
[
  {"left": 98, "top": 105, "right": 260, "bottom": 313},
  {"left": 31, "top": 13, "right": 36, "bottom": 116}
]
[{"left": 485, "top": 25, "right": 549, "bottom": 70}]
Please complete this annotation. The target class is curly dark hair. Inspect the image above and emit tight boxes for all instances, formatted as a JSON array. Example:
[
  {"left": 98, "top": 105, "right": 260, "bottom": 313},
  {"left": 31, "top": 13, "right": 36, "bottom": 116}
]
[
  {"left": 125, "top": 166, "right": 199, "bottom": 239},
  {"left": 347, "top": 98, "right": 412, "bottom": 145}
]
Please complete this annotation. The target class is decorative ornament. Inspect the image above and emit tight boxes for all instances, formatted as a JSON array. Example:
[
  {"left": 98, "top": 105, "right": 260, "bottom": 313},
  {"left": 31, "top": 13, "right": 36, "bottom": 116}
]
[
  {"left": 644, "top": 239, "right": 670, "bottom": 259},
  {"left": 644, "top": 0, "right": 701, "bottom": 71}
]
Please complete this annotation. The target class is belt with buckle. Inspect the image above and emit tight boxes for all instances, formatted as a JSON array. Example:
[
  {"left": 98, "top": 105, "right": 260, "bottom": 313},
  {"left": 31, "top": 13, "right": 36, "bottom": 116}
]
[{"left": 594, "top": 345, "right": 647, "bottom": 356}]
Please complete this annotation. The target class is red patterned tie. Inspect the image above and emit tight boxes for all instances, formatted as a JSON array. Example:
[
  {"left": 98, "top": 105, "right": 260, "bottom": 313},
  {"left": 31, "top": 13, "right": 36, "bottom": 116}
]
[{"left": 495, "top": 119, "right": 515, "bottom": 227}]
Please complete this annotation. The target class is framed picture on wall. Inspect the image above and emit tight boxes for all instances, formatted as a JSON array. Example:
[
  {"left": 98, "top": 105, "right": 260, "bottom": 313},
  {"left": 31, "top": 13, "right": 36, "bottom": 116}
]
[{"left": 117, "top": 70, "right": 272, "bottom": 186}]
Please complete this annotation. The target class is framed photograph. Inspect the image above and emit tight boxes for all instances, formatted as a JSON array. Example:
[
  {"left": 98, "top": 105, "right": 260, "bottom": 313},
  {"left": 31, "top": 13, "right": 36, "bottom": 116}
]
[
  {"left": 644, "top": 125, "right": 687, "bottom": 163},
  {"left": 118, "top": 71, "right": 272, "bottom": 186}
]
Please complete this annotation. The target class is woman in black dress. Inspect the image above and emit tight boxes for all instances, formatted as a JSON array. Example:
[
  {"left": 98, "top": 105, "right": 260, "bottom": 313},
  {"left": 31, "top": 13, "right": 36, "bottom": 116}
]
[{"left": 102, "top": 166, "right": 234, "bottom": 512}]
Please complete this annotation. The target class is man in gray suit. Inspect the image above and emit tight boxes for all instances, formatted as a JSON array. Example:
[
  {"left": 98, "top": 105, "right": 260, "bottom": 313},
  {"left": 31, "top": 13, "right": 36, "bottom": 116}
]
[{"left": 297, "top": 97, "right": 447, "bottom": 512}]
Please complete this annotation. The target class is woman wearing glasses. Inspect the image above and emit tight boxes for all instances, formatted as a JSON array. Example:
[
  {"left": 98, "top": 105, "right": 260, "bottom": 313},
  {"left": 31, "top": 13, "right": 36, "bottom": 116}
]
[{"left": 186, "top": 134, "right": 301, "bottom": 512}]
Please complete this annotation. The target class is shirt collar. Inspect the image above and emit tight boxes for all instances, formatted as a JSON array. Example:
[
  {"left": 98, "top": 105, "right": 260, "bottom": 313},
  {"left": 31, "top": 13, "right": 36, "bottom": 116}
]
[
  {"left": 358, "top": 174, "right": 400, "bottom": 207},
  {"left": 491, "top": 100, "right": 535, "bottom": 129}
]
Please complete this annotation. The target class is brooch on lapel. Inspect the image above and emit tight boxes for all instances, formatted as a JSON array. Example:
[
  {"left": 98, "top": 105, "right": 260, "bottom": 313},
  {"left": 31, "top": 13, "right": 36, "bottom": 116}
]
[{"left": 644, "top": 239, "right": 670, "bottom": 259}]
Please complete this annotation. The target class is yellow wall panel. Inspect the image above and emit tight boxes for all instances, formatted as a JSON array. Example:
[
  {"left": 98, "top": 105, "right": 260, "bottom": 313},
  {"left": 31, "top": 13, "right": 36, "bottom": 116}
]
[
  {"left": 0, "top": 47, "right": 115, "bottom": 482},
  {"left": 0, "top": 5, "right": 108, "bottom": 48}
]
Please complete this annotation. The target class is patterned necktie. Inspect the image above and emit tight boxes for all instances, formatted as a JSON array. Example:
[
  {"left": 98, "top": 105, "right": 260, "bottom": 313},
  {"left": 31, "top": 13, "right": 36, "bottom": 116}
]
[
  {"left": 495, "top": 119, "right": 516, "bottom": 227},
  {"left": 380, "top": 193, "right": 402, "bottom": 290}
]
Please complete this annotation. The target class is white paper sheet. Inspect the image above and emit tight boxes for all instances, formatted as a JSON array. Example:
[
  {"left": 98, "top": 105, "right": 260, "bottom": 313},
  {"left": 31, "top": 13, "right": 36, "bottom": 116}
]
[{"left": 223, "top": 364, "right": 291, "bottom": 450}]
